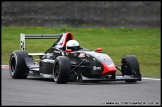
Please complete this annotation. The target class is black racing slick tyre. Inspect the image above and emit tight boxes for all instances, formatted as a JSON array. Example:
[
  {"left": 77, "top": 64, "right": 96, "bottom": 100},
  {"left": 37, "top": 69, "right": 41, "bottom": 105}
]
[
  {"left": 121, "top": 55, "right": 141, "bottom": 82},
  {"left": 9, "top": 50, "right": 29, "bottom": 79},
  {"left": 53, "top": 56, "right": 71, "bottom": 84}
]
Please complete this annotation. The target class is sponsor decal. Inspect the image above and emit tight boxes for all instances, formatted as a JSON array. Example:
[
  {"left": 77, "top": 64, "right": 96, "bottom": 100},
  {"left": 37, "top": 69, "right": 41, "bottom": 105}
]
[
  {"left": 93, "top": 66, "right": 101, "bottom": 70},
  {"left": 54, "top": 50, "right": 61, "bottom": 54}
]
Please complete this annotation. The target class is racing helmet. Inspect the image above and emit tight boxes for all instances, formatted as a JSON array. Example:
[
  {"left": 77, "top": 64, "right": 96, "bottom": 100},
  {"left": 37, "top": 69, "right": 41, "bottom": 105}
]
[{"left": 66, "top": 40, "right": 80, "bottom": 51}]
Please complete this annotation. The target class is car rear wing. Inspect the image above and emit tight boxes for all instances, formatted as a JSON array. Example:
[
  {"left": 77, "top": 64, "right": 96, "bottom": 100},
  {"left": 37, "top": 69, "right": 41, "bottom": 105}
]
[{"left": 20, "top": 33, "right": 62, "bottom": 51}]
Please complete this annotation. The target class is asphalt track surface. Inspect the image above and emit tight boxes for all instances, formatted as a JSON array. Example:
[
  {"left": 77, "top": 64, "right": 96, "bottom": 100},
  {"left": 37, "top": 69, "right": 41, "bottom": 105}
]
[{"left": 1, "top": 68, "right": 161, "bottom": 106}]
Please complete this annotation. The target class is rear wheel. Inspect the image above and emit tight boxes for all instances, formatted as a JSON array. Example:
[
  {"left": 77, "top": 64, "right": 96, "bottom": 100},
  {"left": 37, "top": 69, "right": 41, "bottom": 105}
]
[
  {"left": 9, "top": 50, "right": 29, "bottom": 79},
  {"left": 121, "top": 55, "right": 141, "bottom": 82},
  {"left": 53, "top": 56, "right": 71, "bottom": 84}
]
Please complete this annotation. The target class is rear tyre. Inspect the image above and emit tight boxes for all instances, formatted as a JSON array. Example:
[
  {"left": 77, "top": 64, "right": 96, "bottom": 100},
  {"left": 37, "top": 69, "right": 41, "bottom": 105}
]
[
  {"left": 53, "top": 56, "right": 71, "bottom": 84},
  {"left": 121, "top": 55, "right": 141, "bottom": 82},
  {"left": 9, "top": 50, "right": 29, "bottom": 79}
]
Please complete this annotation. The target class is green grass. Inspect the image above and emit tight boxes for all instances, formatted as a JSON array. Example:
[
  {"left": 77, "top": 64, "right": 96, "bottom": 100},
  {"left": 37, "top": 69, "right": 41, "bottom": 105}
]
[{"left": 1, "top": 26, "right": 161, "bottom": 78}]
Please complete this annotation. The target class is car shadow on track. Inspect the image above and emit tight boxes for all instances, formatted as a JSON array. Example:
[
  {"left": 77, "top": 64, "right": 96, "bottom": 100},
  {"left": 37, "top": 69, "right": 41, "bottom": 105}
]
[{"left": 27, "top": 77, "right": 54, "bottom": 82}]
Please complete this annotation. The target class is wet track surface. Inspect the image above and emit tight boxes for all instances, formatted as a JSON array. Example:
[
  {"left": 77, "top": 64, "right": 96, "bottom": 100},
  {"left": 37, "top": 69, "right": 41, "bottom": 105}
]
[{"left": 1, "top": 68, "right": 161, "bottom": 106}]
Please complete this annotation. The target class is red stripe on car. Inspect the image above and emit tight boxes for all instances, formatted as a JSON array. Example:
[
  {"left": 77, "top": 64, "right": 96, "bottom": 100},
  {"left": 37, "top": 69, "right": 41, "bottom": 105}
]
[{"left": 101, "top": 62, "right": 116, "bottom": 74}]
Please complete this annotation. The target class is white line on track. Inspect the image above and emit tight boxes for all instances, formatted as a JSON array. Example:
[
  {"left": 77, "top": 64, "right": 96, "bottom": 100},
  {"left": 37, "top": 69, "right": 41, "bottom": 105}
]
[
  {"left": 1, "top": 65, "right": 9, "bottom": 66},
  {"left": 1, "top": 65, "right": 161, "bottom": 81},
  {"left": 142, "top": 77, "right": 161, "bottom": 81}
]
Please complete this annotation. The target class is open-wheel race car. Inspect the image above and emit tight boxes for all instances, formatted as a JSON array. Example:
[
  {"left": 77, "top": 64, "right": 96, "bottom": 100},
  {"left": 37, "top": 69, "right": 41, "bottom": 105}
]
[{"left": 9, "top": 32, "right": 141, "bottom": 84}]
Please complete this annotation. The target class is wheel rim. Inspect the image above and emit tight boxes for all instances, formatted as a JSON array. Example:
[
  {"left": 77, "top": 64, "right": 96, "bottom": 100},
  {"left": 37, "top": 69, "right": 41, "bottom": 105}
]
[
  {"left": 121, "top": 59, "right": 129, "bottom": 74},
  {"left": 10, "top": 55, "right": 16, "bottom": 75},
  {"left": 54, "top": 63, "right": 60, "bottom": 81},
  {"left": 122, "top": 58, "right": 132, "bottom": 75}
]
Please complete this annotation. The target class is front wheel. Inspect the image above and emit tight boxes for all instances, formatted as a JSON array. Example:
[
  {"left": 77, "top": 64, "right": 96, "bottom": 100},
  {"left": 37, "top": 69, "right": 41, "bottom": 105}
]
[
  {"left": 121, "top": 55, "right": 141, "bottom": 82},
  {"left": 53, "top": 56, "right": 71, "bottom": 84}
]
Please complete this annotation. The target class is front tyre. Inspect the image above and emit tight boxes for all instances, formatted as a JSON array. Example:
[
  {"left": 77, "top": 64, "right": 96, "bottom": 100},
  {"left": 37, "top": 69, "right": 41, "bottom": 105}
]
[
  {"left": 53, "top": 56, "right": 71, "bottom": 84},
  {"left": 9, "top": 50, "right": 29, "bottom": 79},
  {"left": 121, "top": 55, "right": 141, "bottom": 82}
]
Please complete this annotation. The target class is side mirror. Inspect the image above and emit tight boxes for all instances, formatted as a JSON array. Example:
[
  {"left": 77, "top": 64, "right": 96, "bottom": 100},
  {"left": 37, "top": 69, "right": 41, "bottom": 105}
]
[
  {"left": 95, "top": 48, "right": 102, "bottom": 52},
  {"left": 65, "top": 49, "right": 72, "bottom": 53}
]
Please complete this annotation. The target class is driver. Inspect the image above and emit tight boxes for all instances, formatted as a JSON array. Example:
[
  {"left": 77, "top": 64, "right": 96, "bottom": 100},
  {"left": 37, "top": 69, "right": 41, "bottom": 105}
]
[{"left": 66, "top": 40, "right": 80, "bottom": 51}]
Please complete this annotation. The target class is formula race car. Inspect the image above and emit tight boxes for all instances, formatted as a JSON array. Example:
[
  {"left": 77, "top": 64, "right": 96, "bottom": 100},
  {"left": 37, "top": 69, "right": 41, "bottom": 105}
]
[{"left": 9, "top": 32, "right": 141, "bottom": 84}]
